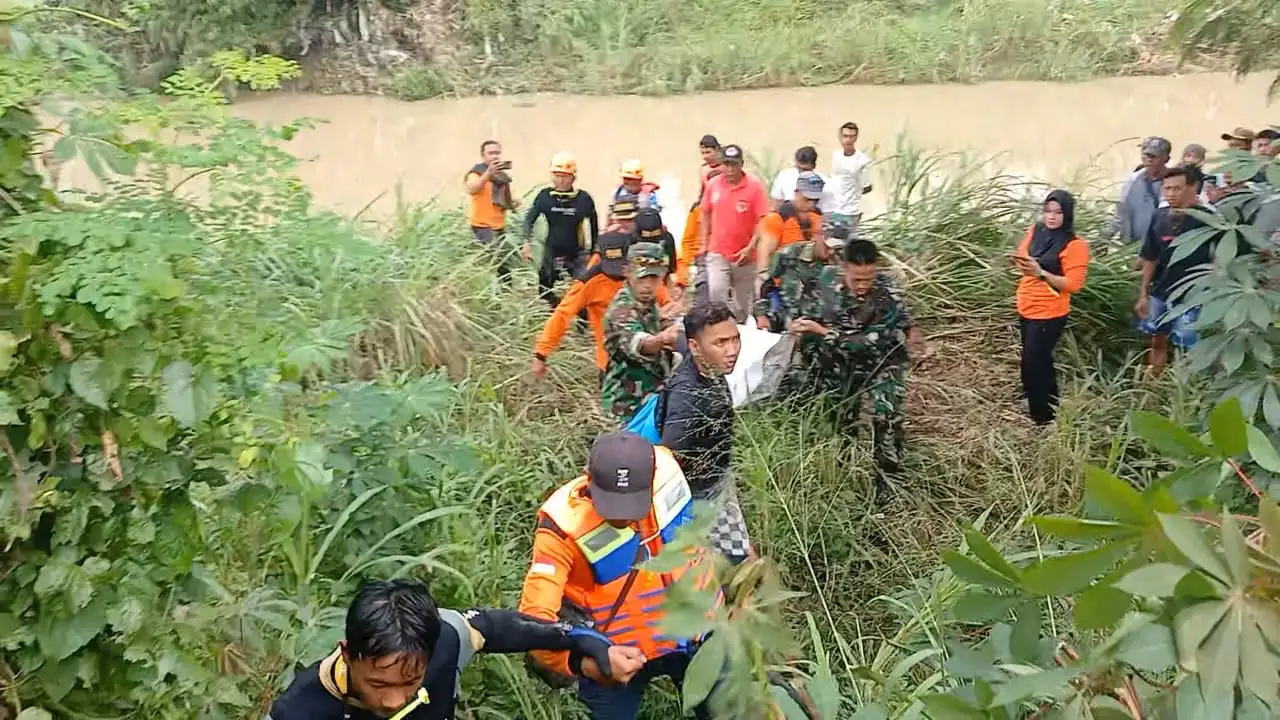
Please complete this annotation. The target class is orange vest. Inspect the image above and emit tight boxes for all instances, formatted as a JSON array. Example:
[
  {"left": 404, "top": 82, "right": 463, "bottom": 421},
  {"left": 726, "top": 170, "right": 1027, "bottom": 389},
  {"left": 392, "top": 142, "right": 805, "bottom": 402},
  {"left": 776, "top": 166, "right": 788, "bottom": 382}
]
[{"left": 538, "top": 448, "right": 718, "bottom": 658}]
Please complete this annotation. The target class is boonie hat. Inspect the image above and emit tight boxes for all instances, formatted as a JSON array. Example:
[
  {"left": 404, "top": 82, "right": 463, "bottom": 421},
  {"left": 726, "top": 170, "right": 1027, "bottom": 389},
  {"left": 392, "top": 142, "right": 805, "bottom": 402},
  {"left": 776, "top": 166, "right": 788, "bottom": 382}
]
[
  {"left": 1141, "top": 137, "right": 1172, "bottom": 157},
  {"left": 628, "top": 242, "right": 669, "bottom": 278},
  {"left": 1221, "top": 127, "right": 1256, "bottom": 142},
  {"left": 796, "top": 171, "right": 825, "bottom": 200},
  {"left": 721, "top": 144, "right": 744, "bottom": 163},
  {"left": 588, "top": 432, "right": 656, "bottom": 522}
]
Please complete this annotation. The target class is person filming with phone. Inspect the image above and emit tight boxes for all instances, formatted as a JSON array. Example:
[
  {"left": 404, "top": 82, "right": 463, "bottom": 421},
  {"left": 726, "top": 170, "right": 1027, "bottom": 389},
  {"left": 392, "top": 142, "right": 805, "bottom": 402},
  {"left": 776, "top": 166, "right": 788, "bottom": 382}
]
[{"left": 465, "top": 140, "right": 518, "bottom": 285}]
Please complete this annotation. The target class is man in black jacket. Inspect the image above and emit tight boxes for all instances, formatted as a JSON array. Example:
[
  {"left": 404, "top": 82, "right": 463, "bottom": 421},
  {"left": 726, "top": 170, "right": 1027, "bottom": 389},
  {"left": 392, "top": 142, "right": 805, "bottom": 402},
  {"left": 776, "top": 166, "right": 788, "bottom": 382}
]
[
  {"left": 267, "top": 579, "right": 644, "bottom": 720},
  {"left": 522, "top": 153, "right": 600, "bottom": 309},
  {"left": 659, "top": 302, "right": 751, "bottom": 564}
]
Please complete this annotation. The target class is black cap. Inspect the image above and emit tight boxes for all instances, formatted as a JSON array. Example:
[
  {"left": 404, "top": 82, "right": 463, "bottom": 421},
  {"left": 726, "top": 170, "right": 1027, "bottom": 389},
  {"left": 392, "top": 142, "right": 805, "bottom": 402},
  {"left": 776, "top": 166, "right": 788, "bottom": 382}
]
[
  {"left": 635, "top": 207, "right": 664, "bottom": 239},
  {"left": 699, "top": 134, "right": 720, "bottom": 149},
  {"left": 588, "top": 432, "right": 655, "bottom": 521},
  {"left": 721, "top": 144, "right": 744, "bottom": 163}
]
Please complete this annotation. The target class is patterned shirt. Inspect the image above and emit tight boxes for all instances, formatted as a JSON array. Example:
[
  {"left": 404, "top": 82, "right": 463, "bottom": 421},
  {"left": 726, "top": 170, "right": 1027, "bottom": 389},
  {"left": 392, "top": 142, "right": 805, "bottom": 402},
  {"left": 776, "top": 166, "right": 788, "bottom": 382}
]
[{"left": 601, "top": 285, "right": 674, "bottom": 420}]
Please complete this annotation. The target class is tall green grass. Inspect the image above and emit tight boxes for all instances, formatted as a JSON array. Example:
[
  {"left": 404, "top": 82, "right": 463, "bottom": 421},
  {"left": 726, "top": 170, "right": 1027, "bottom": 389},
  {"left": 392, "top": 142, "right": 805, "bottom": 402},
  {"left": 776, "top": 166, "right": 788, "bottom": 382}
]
[{"left": 395, "top": 0, "right": 1174, "bottom": 98}]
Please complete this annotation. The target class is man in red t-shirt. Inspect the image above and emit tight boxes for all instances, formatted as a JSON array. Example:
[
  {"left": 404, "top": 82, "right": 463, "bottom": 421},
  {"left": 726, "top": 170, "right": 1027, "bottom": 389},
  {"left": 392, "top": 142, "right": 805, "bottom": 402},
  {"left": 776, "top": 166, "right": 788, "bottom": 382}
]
[{"left": 698, "top": 144, "right": 769, "bottom": 322}]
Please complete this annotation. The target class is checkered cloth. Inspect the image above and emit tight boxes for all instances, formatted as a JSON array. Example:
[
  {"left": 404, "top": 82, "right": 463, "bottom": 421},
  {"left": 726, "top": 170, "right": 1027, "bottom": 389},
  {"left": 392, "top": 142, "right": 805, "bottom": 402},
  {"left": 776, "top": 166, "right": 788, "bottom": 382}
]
[{"left": 700, "top": 477, "right": 752, "bottom": 563}]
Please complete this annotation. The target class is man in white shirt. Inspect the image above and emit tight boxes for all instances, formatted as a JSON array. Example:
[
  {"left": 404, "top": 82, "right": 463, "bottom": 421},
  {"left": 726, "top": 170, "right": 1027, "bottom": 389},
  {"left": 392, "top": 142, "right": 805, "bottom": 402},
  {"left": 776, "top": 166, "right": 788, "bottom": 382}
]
[
  {"left": 828, "top": 122, "right": 873, "bottom": 233},
  {"left": 770, "top": 146, "right": 832, "bottom": 209}
]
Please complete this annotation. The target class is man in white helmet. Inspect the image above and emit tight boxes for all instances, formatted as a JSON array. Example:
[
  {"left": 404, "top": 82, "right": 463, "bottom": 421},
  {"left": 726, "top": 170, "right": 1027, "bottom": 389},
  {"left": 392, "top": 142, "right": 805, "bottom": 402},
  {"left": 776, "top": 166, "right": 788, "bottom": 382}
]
[{"left": 523, "top": 152, "right": 601, "bottom": 309}]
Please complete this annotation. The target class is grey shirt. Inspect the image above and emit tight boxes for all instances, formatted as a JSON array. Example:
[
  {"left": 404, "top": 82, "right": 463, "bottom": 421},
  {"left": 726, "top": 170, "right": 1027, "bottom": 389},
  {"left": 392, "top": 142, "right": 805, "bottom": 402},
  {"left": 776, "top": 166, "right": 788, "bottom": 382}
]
[{"left": 1113, "top": 169, "right": 1164, "bottom": 244}]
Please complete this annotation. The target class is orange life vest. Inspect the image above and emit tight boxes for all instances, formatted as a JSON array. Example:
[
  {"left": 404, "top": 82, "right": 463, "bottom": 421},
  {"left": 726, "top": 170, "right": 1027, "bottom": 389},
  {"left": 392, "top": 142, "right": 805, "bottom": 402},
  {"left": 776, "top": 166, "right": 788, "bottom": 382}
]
[{"left": 537, "top": 447, "right": 718, "bottom": 658}]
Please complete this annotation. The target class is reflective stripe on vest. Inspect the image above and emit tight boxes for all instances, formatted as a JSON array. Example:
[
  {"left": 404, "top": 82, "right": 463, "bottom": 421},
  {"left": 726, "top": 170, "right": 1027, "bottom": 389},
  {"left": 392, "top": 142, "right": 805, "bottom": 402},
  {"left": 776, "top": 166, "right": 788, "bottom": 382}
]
[{"left": 568, "top": 449, "right": 694, "bottom": 585}]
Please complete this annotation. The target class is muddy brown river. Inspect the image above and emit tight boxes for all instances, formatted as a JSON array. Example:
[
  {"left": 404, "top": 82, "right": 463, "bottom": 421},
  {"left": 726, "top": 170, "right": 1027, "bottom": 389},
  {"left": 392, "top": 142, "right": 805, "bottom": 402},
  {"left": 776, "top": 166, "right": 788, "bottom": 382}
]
[{"left": 79, "top": 72, "right": 1280, "bottom": 221}]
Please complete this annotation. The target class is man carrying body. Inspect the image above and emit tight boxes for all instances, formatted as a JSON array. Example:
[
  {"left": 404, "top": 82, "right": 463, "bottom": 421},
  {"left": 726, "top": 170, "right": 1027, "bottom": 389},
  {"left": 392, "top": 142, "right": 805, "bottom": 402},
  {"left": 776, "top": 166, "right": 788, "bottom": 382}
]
[
  {"left": 602, "top": 242, "right": 680, "bottom": 422},
  {"left": 756, "top": 170, "right": 827, "bottom": 282},
  {"left": 1112, "top": 137, "right": 1171, "bottom": 246},
  {"left": 268, "top": 578, "right": 644, "bottom": 719},
  {"left": 792, "top": 238, "right": 917, "bottom": 499},
  {"left": 519, "top": 431, "right": 719, "bottom": 719},
  {"left": 1136, "top": 165, "right": 1215, "bottom": 376},
  {"left": 464, "top": 140, "right": 517, "bottom": 285},
  {"left": 522, "top": 152, "right": 600, "bottom": 309},
  {"left": 828, "top": 122, "right": 873, "bottom": 234},
  {"left": 700, "top": 143, "right": 770, "bottom": 322},
  {"left": 755, "top": 219, "right": 846, "bottom": 334},
  {"left": 660, "top": 302, "right": 753, "bottom": 564}
]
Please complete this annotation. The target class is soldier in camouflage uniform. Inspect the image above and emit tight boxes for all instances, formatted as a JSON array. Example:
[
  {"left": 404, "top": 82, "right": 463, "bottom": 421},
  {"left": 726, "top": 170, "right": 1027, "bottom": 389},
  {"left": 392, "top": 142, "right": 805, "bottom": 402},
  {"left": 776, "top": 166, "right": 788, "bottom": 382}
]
[
  {"left": 601, "top": 242, "right": 680, "bottom": 421},
  {"left": 791, "top": 238, "right": 916, "bottom": 497}
]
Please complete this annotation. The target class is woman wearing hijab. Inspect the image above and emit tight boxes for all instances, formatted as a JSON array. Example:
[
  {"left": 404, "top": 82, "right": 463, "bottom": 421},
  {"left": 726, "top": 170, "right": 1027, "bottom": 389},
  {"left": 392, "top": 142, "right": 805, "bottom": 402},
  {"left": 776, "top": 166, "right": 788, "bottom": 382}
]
[{"left": 1012, "top": 190, "right": 1090, "bottom": 425}]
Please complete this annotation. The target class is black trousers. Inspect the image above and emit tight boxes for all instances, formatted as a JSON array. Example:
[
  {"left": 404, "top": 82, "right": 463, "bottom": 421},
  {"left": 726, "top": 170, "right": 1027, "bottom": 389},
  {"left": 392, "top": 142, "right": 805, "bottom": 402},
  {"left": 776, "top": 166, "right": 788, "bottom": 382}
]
[
  {"left": 537, "top": 250, "right": 587, "bottom": 308},
  {"left": 1019, "top": 315, "right": 1068, "bottom": 425}
]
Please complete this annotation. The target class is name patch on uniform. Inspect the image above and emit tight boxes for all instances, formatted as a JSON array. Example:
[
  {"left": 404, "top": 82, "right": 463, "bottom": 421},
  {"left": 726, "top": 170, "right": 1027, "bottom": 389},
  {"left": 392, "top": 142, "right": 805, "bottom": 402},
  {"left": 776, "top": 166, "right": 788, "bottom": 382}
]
[
  {"left": 605, "top": 248, "right": 624, "bottom": 259},
  {"left": 530, "top": 562, "right": 557, "bottom": 576}
]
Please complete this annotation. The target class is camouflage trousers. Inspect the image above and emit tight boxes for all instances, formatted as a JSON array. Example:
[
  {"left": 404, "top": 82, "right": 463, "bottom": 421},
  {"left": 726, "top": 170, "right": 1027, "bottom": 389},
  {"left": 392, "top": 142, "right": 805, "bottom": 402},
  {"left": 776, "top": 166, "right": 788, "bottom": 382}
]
[{"left": 778, "top": 363, "right": 906, "bottom": 477}]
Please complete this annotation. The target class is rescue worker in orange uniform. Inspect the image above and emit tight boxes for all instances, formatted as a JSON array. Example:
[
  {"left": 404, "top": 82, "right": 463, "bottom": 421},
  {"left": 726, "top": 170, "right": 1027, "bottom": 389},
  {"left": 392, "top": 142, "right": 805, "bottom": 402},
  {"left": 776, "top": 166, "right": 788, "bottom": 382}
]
[
  {"left": 676, "top": 167, "right": 722, "bottom": 306},
  {"left": 532, "top": 197, "right": 678, "bottom": 381},
  {"left": 518, "top": 431, "right": 720, "bottom": 720}
]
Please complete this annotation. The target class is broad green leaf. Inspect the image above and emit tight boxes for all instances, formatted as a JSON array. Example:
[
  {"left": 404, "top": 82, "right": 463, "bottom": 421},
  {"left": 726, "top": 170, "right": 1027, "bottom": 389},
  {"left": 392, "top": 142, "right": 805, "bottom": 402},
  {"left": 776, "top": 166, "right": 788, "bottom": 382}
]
[
  {"left": 1021, "top": 543, "right": 1131, "bottom": 596},
  {"left": 1130, "top": 411, "right": 1212, "bottom": 458},
  {"left": 36, "top": 595, "right": 109, "bottom": 661},
  {"left": 1220, "top": 512, "right": 1251, "bottom": 587},
  {"left": 1115, "top": 622, "right": 1177, "bottom": 672},
  {"left": 1261, "top": 499, "right": 1280, "bottom": 559},
  {"left": 0, "top": 389, "right": 18, "bottom": 425},
  {"left": 1158, "top": 513, "right": 1231, "bottom": 584},
  {"left": 1028, "top": 515, "right": 1137, "bottom": 541},
  {"left": 941, "top": 551, "right": 1018, "bottom": 591},
  {"left": 1115, "top": 563, "right": 1190, "bottom": 597},
  {"left": 989, "top": 666, "right": 1078, "bottom": 706},
  {"left": 917, "top": 694, "right": 984, "bottom": 720},
  {"left": 0, "top": 330, "right": 17, "bottom": 375},
  {"left": 1011, "top": 600, "right": 1042, "bottom": 663},
  {"left": 951, "top": 591, "right": 1018, "bottom": 623},
  {"left": 1208, "top": 396, "right": 1248, "bottom": 456},
  {"left": 1174, "top": 600, "right": 1229, "bottom": 672},
  {"left": 1162, "top": 460, "right": 1224, "bottom": 503},
  {"left": 1238, "top": 614, "right": 1279, "bottom": 709},
  {"left": 1263, "top": 383, "right": 1280, "bottom": 429},
  {"left": 807, "top": 664, "right": 841, "bottom": 720},
  {"left": 1084, "top": 466, "right": 1149, "bottom": 524},
  {"left": 1073, "top": 585, "right": 1130, "bottom": 630},
  {"left": 768, "top": 685, "right": 812, "bottom": 720},
  {"left": 963, "top": 526, "right": 1020, "bottom": 582},
  {"left": 683, "top": 631, "right": 725, "bottom": 711},
  {"left": 136, "top": 415, "right": 170, "bottom": 450},
  {"left": 16, "top": 709, "right": 53, "bottom": 720},
  {"left": 1197, "top": 607, "right": 1242, "bottom": 701},
  {"left": 68, "top": 354, "right": 107, "bottom": 409},
  {"left": 850, "top": 706, "right": 889, "bottom": 720},
  {"left": 1246, "top": 425, "right": 1280, "bottom": 473},
  {"left": 160, "top": 360, "right": 217, "bottom": 428},
  {"left": 943, "top": 643, "right": 996, "bottom": 679}
]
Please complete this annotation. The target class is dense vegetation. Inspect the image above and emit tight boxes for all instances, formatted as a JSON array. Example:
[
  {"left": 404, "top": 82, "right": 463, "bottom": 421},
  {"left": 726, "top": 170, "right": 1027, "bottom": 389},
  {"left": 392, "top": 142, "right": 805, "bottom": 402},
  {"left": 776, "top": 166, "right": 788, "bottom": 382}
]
[
  {"left": 37, "top": 0, "right": 1251, "bottom": 99},
  {"left": 4, "top": 4, "right": 1280, "bottom": 720}
]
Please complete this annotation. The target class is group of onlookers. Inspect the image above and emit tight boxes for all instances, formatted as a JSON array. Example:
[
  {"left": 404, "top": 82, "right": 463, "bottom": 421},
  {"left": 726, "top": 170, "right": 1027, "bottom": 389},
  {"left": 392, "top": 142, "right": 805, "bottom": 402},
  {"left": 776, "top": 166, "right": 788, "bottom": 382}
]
[{"left": 1015, "top": 124, "right": 1278, "bottom": 427}]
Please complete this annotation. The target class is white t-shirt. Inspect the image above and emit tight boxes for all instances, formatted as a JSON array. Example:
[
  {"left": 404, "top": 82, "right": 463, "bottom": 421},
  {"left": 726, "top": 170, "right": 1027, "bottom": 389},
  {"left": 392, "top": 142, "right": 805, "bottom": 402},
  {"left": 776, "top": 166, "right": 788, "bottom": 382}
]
[
  {"left": 829, "top": 149, "right": 873, "bottom": 216},
  {"left": 770, "top": 167, "right": 835, "bottom": 210}
]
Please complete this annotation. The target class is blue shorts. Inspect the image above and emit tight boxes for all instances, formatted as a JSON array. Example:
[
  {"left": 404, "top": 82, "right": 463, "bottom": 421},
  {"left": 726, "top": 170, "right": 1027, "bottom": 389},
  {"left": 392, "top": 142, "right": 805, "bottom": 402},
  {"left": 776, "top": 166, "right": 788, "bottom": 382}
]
[{"left": 1137, "top": 294, "right": 1200, "bottom": 349}]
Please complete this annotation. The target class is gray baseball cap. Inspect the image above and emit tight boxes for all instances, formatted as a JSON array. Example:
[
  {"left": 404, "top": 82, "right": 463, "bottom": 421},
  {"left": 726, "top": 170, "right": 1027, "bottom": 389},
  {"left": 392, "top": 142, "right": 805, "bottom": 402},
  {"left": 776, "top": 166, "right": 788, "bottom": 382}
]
[
  {"left": 587, "top": 432, "right": 655, "bottom": 521},
  {"left": 796, "top": 171, "right": 825, "bottom": 200}
]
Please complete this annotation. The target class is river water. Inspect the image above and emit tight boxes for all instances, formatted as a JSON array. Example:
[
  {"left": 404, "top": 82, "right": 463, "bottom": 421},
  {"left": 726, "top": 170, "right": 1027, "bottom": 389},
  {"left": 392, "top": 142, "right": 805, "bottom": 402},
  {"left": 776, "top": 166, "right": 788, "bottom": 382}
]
[{"left": 227, "top": 73, "right": 1272, "bottom": 223}]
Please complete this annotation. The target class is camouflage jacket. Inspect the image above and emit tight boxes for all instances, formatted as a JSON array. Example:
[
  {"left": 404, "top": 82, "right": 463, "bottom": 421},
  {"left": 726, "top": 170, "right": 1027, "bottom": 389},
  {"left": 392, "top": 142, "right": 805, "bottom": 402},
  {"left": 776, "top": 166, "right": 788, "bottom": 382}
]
[
  {"left": 812, "top": 268, "right": 912, "bottom": 372},
  {"left": 602, "top": 284, "right": 674, "bottom": 420},
  {"left": 754, "top": 241, "right": 827, "bottom": 333}
]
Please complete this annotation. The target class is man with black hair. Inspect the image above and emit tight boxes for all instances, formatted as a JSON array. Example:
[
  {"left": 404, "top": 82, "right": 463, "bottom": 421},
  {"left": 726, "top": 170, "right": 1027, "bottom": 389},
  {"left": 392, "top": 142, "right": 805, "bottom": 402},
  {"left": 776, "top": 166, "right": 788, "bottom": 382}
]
[
  {"left": 1136, "top": 164, "right": 1216, "bottom": 376},
  {"left": 770, "top": 146, "right": 830, "bottom": 208},
  {"left": 790, "top": 237, "right": 918, "bottom": 500},
  {"left": 660, "top": 302, "right": 751, "bottom": 563},
  {"left": 464, "top": 140, "right": 516, "bottom": 285},
  {"left": 829, "top": 122, "right": 873, "bottom": 234},
  {"left": 267, "top": 579, "right": 644, "bottom": 719}
]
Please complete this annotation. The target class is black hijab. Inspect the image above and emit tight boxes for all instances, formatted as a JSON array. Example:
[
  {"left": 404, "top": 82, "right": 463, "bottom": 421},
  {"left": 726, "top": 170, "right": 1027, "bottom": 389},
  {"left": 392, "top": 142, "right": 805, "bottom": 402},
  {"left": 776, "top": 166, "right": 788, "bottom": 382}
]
[{"left": 1028, "top": 189, "right": 1075, "bottom": 275}]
